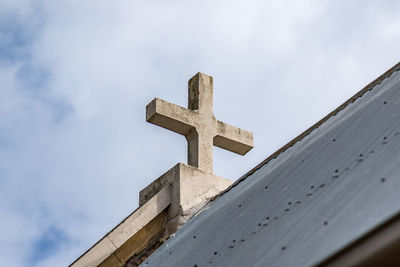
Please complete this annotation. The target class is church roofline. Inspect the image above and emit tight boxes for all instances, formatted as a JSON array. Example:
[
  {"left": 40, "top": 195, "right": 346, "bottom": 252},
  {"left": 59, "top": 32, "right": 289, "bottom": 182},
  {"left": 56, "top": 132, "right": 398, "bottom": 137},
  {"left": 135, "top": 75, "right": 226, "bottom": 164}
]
[
  {"left": 144, "top": 60, "right": 400, "bottom": 266},
  {"left": 211, "top": 60, "right": 400, "bottom": 203}
]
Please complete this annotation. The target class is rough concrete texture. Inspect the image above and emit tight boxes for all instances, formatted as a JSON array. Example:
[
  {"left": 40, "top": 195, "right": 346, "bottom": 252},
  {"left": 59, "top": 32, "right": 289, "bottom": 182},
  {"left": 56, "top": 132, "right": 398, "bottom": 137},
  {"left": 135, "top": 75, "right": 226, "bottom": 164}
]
[
  {"left": 146, "top": 72, "right": 253, "bottom": 174},
  {"left": 140, "top": 163, "right": 232, "bottom": 234},
  {"left": 101, "top": 212, "right": 167, "bottom": 267}
]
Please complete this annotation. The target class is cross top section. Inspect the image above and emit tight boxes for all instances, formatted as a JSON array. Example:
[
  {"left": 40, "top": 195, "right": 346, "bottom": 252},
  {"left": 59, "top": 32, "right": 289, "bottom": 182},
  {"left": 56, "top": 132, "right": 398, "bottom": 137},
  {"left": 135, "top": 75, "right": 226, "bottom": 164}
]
[{"left": 146, "top": 72, "right": 253, "bottom": 174}]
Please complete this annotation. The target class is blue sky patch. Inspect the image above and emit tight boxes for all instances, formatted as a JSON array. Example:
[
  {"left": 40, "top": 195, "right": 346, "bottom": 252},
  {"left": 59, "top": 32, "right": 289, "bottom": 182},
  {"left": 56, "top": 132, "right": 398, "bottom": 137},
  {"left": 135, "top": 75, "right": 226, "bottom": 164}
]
[
  {"left": 0, "top": 15, "right": 33, "bottom": 63},
  {"left": 30, "top": 225, "right": 70, "bottom": 264}
]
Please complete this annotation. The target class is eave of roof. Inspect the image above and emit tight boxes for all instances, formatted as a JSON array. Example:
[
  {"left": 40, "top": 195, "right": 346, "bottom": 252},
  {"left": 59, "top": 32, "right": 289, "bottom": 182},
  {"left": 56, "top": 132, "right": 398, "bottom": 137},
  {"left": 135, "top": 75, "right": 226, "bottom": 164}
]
[{"left": 316, "top": 210, "right": 400, "bottom": 267}]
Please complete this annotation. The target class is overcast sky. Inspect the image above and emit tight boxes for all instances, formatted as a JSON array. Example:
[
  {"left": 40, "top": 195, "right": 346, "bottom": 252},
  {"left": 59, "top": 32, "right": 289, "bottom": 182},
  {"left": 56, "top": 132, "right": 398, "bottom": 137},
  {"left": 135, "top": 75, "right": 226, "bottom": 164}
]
[{"left": 1, "top": 1, "right": 400, "bottom": 266}]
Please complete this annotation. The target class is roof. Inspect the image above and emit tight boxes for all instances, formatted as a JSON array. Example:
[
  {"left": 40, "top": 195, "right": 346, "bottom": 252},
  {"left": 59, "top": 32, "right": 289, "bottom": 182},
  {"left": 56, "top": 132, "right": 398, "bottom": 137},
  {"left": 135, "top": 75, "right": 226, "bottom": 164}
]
[{"left": 142, "top": 62, "right": 400, "bottom": 267}]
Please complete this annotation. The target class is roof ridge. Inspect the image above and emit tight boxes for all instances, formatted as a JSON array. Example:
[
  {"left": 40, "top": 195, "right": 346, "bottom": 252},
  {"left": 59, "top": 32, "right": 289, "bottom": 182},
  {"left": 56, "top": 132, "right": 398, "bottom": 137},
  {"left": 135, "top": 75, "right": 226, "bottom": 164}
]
[{"left": 211, "top": 61, "right": 400, "bottom": 202}]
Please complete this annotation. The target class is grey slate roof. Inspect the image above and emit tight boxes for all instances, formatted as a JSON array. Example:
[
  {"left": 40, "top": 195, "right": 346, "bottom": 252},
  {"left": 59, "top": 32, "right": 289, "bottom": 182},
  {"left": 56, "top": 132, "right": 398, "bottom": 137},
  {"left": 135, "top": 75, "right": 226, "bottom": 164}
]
[{"left": 142, "top": 63, "right": 400, "bottom": 267}]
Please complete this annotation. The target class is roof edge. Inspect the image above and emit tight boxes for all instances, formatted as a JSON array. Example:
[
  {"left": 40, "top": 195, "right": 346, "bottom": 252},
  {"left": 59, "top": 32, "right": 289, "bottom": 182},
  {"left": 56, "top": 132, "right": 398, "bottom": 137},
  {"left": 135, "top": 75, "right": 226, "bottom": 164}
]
[
  {"left": 315, "top": 211, "right": 400, "bottom": 267},
  {"left": 212, "top": 60, "right": 400, "bottom": 201}
]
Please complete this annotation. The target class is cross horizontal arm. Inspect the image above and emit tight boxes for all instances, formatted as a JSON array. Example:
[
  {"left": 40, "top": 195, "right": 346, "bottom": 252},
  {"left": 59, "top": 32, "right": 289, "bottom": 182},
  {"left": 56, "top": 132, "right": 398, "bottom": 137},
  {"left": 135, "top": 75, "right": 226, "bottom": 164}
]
[
  {"left": 146, "top": 98, "right": 197, "bottom": 136},
  {"left": 214, "top": 121, "right": 253, "bottom": 155}
]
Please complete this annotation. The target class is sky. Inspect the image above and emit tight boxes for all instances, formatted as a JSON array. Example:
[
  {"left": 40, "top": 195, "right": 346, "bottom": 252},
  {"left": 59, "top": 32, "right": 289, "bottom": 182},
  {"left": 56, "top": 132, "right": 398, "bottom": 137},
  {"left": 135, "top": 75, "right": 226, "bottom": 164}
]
[{"left": 0, "top": 0, "right": 400, "bottom": 266}]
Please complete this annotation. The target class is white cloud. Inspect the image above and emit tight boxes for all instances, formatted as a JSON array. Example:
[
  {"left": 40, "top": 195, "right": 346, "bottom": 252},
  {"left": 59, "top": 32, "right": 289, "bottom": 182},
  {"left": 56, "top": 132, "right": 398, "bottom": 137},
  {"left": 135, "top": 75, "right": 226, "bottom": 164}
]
[{"left": 1, "top": 0, "right": 400, "bottom": 266}]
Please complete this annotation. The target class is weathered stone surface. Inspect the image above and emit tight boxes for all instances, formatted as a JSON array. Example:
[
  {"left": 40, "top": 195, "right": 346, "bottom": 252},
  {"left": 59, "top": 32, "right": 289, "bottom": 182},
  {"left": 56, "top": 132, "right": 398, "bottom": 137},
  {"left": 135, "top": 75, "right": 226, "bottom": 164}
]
[
  {"left": 71, "top": 164, "right": 232, "bottom": 267},
  {"left": 71, "top": 237, "right": 117, "bottom": 267},
  {"left": 146, "top": 72, "right": 253, "bottom": 174},
  {"left": 99, "top": 211, "right": 167, "bottom": 267},
  {"left": 140, "top": 163, "right": 232, "bottom": 234}
]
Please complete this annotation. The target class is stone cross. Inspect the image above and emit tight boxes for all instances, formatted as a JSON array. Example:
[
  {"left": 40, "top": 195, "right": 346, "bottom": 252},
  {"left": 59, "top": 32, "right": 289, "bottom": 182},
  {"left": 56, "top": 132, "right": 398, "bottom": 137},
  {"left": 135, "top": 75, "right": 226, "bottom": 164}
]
[{"left": 146, "top": 72, "right": 253, "bottom": 174}]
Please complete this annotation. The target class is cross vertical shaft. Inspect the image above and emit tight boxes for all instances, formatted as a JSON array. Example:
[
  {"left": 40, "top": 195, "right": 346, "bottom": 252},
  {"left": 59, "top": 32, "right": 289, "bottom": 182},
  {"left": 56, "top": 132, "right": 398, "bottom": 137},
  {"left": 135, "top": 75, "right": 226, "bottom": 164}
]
[
  {"left": 146, "top": 72, "right": 253, "bottom": 174},
  {"left": 187, "top": 73, "right": 214, "bottom": 172},
  {"left": 188, "top": 73, "right": 213, "bottom": 112}
]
